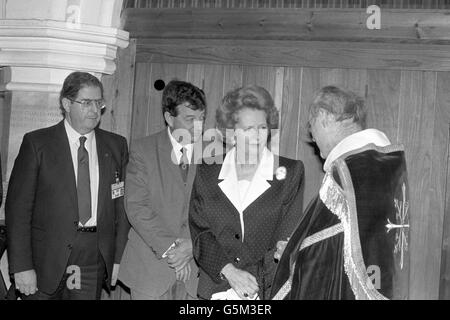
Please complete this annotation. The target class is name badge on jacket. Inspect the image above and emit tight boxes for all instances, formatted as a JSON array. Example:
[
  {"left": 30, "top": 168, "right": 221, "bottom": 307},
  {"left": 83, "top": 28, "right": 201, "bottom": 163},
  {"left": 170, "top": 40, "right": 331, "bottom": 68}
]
[{"left": 111, "top": 171, "right": 124, "bottom": 199}]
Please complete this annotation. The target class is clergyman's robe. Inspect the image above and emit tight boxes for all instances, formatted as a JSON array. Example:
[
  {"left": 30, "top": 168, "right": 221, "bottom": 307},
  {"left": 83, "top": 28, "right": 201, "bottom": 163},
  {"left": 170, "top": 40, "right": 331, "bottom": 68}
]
[{"left": 271, "top": 142, "right": 410, "bottom": 300}]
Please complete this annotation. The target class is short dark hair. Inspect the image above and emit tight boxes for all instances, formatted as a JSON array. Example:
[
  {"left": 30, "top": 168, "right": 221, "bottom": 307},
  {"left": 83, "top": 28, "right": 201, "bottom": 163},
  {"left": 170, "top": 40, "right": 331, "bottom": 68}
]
[
  {"left": 59, "top": 72, "right": 104, "bottom": 116},
  {"left": 162, "top": 80, "right": 207, "bottom": 117},
  {"left": 309, "top": 86, "right": 367, "bottom": 129},
  {"left": 216, "top": 85, "right": 279, "bottom": 131}
]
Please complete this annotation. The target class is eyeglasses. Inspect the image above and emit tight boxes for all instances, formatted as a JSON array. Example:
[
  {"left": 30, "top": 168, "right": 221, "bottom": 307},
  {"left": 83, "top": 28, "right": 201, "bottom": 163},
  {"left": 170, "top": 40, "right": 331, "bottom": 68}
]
[{"left": 67, "top": 97, "right": 106, "bottom": 110}]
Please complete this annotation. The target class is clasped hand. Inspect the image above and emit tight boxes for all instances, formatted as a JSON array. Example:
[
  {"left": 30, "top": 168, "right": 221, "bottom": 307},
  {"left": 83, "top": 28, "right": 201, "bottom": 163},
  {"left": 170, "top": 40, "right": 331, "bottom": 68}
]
[
  {"left": 221, "top": 263, "right": 259, "bottom": 300},
  {"left": 166, "top": 238, "right": 193, "bottom": 282}
]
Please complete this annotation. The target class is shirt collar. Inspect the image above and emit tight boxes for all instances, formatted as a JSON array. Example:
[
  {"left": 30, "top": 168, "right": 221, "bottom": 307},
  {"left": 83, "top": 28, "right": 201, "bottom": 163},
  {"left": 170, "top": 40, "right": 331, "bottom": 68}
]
[
  {"left": 64, "top": 119, "right": 95, "bottom": 146},
  {"left": 219, "top": 146, "right": 274, "bottom": 181},
  {"left": 167, "top": 127, "right": 193, "bottom": 162},
  {"left": 323, "top": 128, "right": 391, "bottom": 172}
]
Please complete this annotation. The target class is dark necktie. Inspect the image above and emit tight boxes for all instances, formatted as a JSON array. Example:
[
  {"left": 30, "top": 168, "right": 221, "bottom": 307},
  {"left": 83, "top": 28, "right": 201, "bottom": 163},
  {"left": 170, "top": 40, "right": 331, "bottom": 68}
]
[
  {"left": 179, "top": 147, "right": 189, "bottom": 183},
  {"left": 77, "top": 136, "right": 91, "bottom": 225}
]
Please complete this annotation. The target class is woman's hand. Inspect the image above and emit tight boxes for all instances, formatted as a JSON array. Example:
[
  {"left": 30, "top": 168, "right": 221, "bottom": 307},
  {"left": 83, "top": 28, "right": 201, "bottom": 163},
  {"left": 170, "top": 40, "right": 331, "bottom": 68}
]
[
  {"left": 274, "top": 238, "right": 290, "bottom": 261},
  {"left": 220, "top": 263, "right": 259, "bottom": 299}
]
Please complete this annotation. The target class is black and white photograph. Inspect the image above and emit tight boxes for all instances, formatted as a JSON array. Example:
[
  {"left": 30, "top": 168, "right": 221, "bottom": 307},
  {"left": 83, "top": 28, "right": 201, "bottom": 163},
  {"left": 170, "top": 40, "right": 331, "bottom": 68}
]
[{"left": 0, "top": 0, "right": 450, "bottom": 311}]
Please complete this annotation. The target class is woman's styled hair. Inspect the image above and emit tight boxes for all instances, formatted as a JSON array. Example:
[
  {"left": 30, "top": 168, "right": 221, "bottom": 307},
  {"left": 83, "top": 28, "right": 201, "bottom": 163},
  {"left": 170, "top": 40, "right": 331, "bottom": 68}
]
[{"left": 216, "top": 85, "right": 279, "bottom": 131}]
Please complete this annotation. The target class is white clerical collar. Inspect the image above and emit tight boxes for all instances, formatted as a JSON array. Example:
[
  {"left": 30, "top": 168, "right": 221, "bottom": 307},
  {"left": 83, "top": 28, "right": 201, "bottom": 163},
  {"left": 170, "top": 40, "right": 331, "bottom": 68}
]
[
  {"left": 323, "top": 128, "right": 391, "bottom": 172},
  {"left": 167, "top": 127, "right": 193, "bottom": 164},
  {"left": 219, "top": 146, "right": 274, "bottom": 181},
  {"left": 64, "top": 119, "right": 95, "bottom": 146}
]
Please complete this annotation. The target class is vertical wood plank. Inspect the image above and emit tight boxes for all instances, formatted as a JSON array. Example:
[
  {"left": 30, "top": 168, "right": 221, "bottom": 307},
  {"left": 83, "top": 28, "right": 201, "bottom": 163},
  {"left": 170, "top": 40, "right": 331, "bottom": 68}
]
[
  {"left": 437, "top": 72, "right": 450, "bottom": 299},
  {"left": 298, "top": 67, "right": 323, "bottom": 207},
  {"left": 366, "top": 70, "right": 401, "bottom": 142},
  {"left": 242, "top": 65, "right": 279, "bottom": 98},
  {"left": 203, "top": 64, "right": 225, "bottom": 130},
  {"left": 186, "top": 64, "right": 205, "bottom": 90},
  {"left": 279, "top": 67, "right": 302, "bottom": 159},
  {"left": 319, "top": 68, "right": 367, "bottom": 98},
  {"left": 130, "top": 62, "right": 152, "bottom": 141},
  {"left": 222, "top": 64, "right": 243, "bottom": 96},
  {"left": 101, "top": 39, "right": 137, "bottom": 142},
  {"left": 397, "top": 71, "right": 439, "bottom": 299}
]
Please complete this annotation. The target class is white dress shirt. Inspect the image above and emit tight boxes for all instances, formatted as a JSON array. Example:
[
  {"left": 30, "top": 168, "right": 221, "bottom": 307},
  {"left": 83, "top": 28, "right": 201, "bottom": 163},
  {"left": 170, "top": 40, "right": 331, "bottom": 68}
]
[
  {"left": 64, "top": 120, "right": 99, "bottom": 227},
  {"left": 167, "top": 127, "right": 193, "bottom": 165},
  {"left": 218, "top": 147, "right": 274, "bottom": 241}
]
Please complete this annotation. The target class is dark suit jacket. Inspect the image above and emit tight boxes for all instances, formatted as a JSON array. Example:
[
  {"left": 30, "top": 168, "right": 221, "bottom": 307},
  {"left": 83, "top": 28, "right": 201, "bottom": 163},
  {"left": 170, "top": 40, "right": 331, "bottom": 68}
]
[
  {"left": 118, "top": 129, "right": 198, "bottom": 297},
  {"left": 5, "top": 120, "right": 129, "bottom": 294},
  {"left": 189, "top": 154, "right": 304, "bottom": 299}
]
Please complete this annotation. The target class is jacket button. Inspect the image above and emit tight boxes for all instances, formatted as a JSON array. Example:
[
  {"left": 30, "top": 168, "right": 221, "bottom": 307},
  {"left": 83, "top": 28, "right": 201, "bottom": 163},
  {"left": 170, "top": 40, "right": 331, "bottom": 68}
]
[
  {"left": 234, "top": 234, "right": 240, "bottom": 240},
  {"left": 234, "top": 257, "right": 240, "bottom": 263}
]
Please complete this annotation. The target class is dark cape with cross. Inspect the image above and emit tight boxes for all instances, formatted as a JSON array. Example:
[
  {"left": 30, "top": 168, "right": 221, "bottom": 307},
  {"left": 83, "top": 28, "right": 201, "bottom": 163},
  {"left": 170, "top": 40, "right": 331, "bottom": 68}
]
[{"left": 271, "top": 143, "right": 410, "bottom": 300}]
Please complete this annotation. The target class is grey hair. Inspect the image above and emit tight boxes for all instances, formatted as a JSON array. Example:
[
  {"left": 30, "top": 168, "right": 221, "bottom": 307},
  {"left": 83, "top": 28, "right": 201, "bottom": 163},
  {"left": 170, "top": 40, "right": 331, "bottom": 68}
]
[{"left": 309, "top": 86, "right": 367, "bottom": 129}]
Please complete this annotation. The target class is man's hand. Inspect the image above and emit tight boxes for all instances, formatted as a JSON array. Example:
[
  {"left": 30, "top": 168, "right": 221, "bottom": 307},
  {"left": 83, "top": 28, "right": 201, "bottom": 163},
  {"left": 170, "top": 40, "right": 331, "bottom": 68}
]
[
  {"left": 14, "top": 270, "right": 38, "bottom": 296},
  {"left": 167, "top": 238, "right": 193, "bottom": 271},
  {"left": 274, "top": 238, "right": 290, "bottom": 261},
  {"left": 111, "top": 264, "right": 120, "bottom": 286},
  {"left": 175, "top": 263, "right": 192, "bottom": 283},
  {"left": 221, "top": 263, "right": 259, "bottom": 300}
]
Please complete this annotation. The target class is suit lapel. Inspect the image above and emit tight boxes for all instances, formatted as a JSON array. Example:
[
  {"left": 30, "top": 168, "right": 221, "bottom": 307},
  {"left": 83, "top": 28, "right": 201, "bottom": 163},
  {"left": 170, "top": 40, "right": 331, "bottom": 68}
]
[
  {"left": 95, "top": 130, "right": 112, "bottom": 222},
  {"left": 158, "top": 129, "right": 185, "bottom": 189},
  {"left": 53, "top": 121, "right": 78, "bottom": 220},
  {"left": 218, "top": 174, "right": 243, "bottom": 214},
  {"left": 241, "top": 175, "right": 271, "bottom": 212},
  {"left": 218, "top": 147, "right": 275, "bottom": 214}
]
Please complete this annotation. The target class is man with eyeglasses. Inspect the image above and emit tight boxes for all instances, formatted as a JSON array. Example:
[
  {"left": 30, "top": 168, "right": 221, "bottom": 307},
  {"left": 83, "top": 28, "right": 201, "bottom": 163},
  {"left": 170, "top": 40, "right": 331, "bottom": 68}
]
[{"left": 5, "top": 71, "right": 130, "bottom": 300}]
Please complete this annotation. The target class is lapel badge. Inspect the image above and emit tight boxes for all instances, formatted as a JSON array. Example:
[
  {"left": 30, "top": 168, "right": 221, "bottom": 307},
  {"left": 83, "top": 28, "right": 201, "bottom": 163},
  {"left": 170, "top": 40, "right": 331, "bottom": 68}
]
[{"left": 275, "top": 166, "right": 287, "bottom": 181}]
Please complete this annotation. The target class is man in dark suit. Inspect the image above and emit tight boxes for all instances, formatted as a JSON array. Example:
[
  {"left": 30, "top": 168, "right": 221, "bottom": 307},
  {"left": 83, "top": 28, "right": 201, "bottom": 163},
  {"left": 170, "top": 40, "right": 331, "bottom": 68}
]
[
  {"left": 118, "top": 80, "right": 206, "bottom": 299},
  {"left": 5, "top": 72, "right": 129, "bottom": 300}
]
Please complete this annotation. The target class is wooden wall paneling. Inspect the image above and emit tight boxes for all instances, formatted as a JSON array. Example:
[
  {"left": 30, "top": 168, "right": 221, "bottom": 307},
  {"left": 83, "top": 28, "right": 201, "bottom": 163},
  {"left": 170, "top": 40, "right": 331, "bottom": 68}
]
[
  {"left": 200, "top": 64, "right": 226, "bottom": 161},
  {"left": 186, "top": 64, "right": 205, "bottom": 90},
  {"left": 441, "top": 128, "right": 450, "bottom": 299},
  {"left": 319, "top": 68, "right": 346, "bottom": 87},
  {"left": 242, "top": 65, "right": 279, "bottom": 98},
  {"left": 397, "top": 71, "right": 439, "bottom": 299},
  {"left": 318, "top": 68, "right": 367, "bottom": 97},
  {"left": 202, "top": 64, "right": 225, "bottom": 130},
  {"left": 366, "top": 70, "right": 402, "bottom": 142},
  {"left": 101, "top": 39, "right": 137, "bottom": 142},
  {"left": 135, "top": 38, "right": 450, "bottom": 72},
  {"left": 437, "top": 72, "right": 450, "bottom": 299},
  {"left": 297, "top": 67, "right": 324, "bottom": 207},
  {"left": 124, "top": 0, "right": 450, "bottom": 9},
  {"left": 279, "top": 67, "right": 302, "bottom": 160},
  {"left": 123, "top": 9, "right": 450, "bottom": 42},
  {"left": 272, "top": 67, "right": 285, "bottom": 156},
  {"left": 147, "top": 63, "right": 188, "bottom": 136},
  {"left": 343, "top": 69, "right": 368, "bottom": 97},
  {"left": 222, "top": 64, "right": 243, "bottom": 95},
  {"left": 130, "top": 62, "right": 152, "bottom": 141}
]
